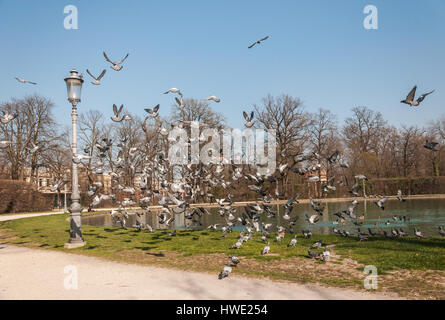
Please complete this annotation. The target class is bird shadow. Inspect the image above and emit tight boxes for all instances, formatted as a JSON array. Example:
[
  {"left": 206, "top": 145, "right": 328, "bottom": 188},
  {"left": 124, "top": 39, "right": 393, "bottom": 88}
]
[
  {"left": 135, "top": 246, "right": 155, "bottom": 251},
  {"left": 146, "top": 252, "right": 165, "bottom": 257}
]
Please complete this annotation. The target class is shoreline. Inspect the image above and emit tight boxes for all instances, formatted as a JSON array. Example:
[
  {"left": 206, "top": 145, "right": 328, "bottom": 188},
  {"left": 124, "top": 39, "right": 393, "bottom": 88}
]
[{"left": 1, "top": 193, "right": 445, "bottom": 218}]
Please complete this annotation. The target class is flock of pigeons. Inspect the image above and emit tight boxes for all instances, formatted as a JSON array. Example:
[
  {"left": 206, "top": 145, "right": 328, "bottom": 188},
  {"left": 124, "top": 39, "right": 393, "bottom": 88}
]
[{"left": 4, "top": 36, "right": 444, "bottom": 281}]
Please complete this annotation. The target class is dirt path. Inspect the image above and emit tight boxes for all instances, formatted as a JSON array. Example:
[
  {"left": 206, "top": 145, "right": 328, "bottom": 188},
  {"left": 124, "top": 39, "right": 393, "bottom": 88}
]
[
  {"left": 0, "top": 244, "right": 399, "bottom": 300},
  {"left": 0, "top": 211, "right": 65, "bottom": 222}
]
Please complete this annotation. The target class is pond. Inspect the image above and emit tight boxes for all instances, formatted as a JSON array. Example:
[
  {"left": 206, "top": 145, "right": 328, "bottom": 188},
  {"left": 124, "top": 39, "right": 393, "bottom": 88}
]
[{"left": 82, "top": 198, "right": 445, "bottom": 238}]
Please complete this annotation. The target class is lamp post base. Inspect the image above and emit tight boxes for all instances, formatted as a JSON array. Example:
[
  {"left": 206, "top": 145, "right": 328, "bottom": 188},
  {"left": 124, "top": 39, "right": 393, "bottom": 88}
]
[{"left": 64, "top": 240, "right": 86, "bottom": 249}]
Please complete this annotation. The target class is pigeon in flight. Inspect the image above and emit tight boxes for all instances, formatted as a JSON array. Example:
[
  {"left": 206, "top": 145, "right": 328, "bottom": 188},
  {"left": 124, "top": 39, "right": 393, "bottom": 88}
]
[
  {"left": 327, "top": 150, "right": 339, "bottom": 164},
  {"left": 305, "top": 214, "right": 320, "bottom": 224},
  {"left": 243, "top": 111, "right": 255, "bottom": 128},
  {"left": 72, "top": 154, "right": 91, "bottom": 164},
  {"left": 27, "top": 142, "right": 41, "bottom": 154},
  {"left": 0, "top": 111, "right": 18, "bottom": 124},
  {"left": 86, "top": 69, "right": 106, "bottom": 85},
  {"left": 175, "top": 96, "right": 185, "bottom": 110},
  {"left": 424, "top": 140, "right": 439, "bottom": 152},
  {"left": 204, "top": 96, "right": 221, "bottom": 103},
  {"left": 103, "top": 52, "right": 129, "bottom": 71},
  {"left": 374, "top": 196, "right": 387, "bottom": 210},
  {"left": 248, "top": 36, "right": 269, "bottom": 49},
  {"left": 164, "top": 88, "right": 182, "bottom": 97},
  {"left": 145, "top": 104, "right": 160, "bottom": 119},
  {"left": 401, "top": 86, "right": 434, "bottom": 107},
  {"left": 15, "top": 77, "right": 37, "bottom": 85},
  {"left": 397, "top": 190, "right": 406, "bottom": 202},
  {"left": 111, "top": 104, "right": 132, "bottom": 122},
  {"left": 0, "top": 140, "right": 12, "bottom": 149}
]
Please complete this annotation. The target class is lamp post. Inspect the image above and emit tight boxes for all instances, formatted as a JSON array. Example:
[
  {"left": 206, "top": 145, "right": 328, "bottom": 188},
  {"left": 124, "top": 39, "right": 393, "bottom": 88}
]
[
  {"left": 63, "top": 172, "right": 68, "bottom": 213},
  {"left": 64, "top": 69, "right": 86, "bottom": 249}
]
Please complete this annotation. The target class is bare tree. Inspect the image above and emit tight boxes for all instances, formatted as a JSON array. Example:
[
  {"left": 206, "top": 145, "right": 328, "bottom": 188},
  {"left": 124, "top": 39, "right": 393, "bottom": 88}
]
[
  {"left": 307, "top": 108, "right": 339, "bottom": 196},
  {"left": 342, "top": 106, "right": 388, "bottom": 177},
  {"left": 254, "top": 94, "right": 311, "bottom": 196},
  {"left": 78, "top": 110, "right": 106, "bottom": 185},
  {"left": 0, "top": 95, "right": 58, "bottom": 180}
]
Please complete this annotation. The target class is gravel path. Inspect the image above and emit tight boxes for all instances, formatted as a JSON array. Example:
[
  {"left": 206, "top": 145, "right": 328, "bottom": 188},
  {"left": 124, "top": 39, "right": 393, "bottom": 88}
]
[
  {"left": 0, "top": 244, "right": 398, "bottom": 300},
  {"left": 0, "top": 211, "right": 65, "bottom": 222}
]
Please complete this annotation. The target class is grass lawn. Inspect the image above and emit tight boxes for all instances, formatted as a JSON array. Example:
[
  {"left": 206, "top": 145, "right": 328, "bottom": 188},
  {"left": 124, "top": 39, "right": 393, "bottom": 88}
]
[{"left": 0, "top": 213, "right": 444, "bottom": 299}]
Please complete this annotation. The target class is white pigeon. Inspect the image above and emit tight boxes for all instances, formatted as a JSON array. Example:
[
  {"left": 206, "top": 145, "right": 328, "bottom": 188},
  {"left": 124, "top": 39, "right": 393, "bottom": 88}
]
[
  {"left": 27, "top": 142, "right": 41, "bottom": 154},
  {"left": 15, "top": 77, "right": 37, "bottom": 85},
  {"left": 0, "top": 140, "right": 12, "bottom": 149},
  {"left": 306, "top": 214, "right": 320, "bottom": 224},
  {"left": 0, "top": 112, "right": 18, "bottom": 124},
  {"left": 261, "top": 242, "right": 270, "bottom": 255},
  {"left": 163, "top": 88, "right": 182, "bottom": 96},
  {"left": 72, "top": 154, "right": 91, "bottom": 164},
  {"left": 204, "top": 95, "right": 221, "bottom": 103}
]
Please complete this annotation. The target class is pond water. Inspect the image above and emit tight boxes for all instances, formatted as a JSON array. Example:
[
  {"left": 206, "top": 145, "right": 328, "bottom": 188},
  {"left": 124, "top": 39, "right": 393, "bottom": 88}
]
[{"left": 82, "top": 198, "right": 445, "bottom": 238}]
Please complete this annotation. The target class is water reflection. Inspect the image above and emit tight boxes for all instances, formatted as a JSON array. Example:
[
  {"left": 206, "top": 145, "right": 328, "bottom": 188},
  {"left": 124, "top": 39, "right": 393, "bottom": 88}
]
[{"left": 82, "top": 198, "right": 445, "bottom": 237}]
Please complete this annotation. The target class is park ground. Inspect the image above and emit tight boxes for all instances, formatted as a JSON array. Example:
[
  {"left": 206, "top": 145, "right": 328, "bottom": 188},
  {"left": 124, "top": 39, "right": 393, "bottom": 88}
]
[{"left": 0, "top": 211, "right": 444, "bottom": 300}]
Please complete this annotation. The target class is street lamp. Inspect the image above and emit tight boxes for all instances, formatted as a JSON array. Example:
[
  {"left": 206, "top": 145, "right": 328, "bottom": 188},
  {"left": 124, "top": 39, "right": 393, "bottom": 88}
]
[{"left": 64, "top": 69, "right": 86, "bottom": 249}]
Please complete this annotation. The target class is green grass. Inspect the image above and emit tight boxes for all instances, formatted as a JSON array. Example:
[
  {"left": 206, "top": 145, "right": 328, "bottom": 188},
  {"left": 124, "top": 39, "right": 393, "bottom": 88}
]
[
  {"left": 0, "top": 213, "right": 444, "bottom": 299},
  {"left": 0, "top": 213, "right": 443, "bottom": 273}
]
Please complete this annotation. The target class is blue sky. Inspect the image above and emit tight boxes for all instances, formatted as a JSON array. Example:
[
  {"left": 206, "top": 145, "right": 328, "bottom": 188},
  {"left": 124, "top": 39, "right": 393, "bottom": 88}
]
[{"left": 0, "top": 0, "right": 444, "bottom": 129}]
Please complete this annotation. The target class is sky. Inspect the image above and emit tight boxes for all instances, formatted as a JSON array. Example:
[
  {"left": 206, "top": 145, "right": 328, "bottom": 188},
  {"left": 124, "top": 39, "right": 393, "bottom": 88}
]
[{"left": 0, "top": 0, "right": 444, "bottom": 130}]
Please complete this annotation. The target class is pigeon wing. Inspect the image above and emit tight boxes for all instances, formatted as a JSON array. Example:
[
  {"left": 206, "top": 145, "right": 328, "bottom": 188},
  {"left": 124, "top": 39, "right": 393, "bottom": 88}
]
[
  {"left": 103, "top": 52, "right": 113, "bottom": 64},
  {"left": 153, "top": 104, "right": 160, "bottom": 112},
  {"left": 417, "top": 90, "right": 435, "bottom": 103},
  {"left": 117, "top": 53, "right": 129, "bottom": 65},
  {"left": 243, "top": 111, "right": 250, "bottom": 121},
  {"left": 97, "top": 69, "right": 106, "bottom": 80},
  {"left": 406, "top": 86, "right": 417, "bottom": 102},
  {"left": 86, "top": 69, "right": 97, "bottom": 80}
]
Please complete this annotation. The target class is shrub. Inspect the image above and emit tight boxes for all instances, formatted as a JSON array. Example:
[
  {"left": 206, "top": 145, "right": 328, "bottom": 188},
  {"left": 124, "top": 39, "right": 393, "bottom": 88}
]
[{"left": 0, "top": 179, "right": 54, "bottom": 213}]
